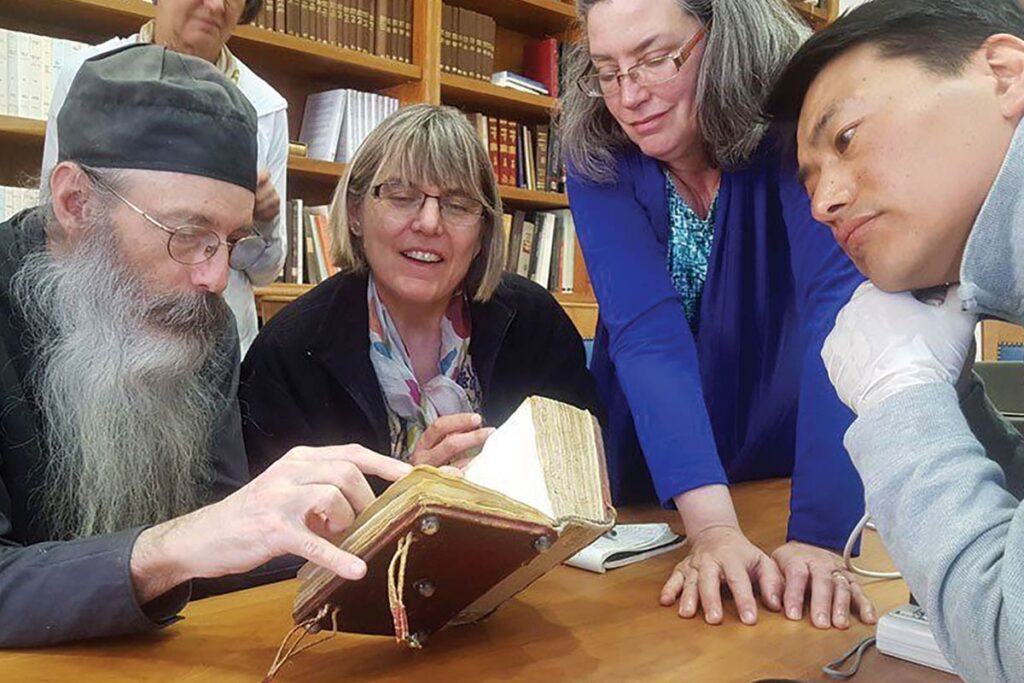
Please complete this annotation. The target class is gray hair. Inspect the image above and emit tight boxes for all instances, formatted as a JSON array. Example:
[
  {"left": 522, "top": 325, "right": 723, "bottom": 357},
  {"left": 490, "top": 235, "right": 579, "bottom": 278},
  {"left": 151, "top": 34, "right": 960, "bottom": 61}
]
[
  {"left": 559, "top": 0, "right": 809, "bottom": 183},
  {"left": 329, "top": 104, "right": 505, "bottom": 302},
  {"left": 14, "top": 166, "right": 232, "bottom": 538}
]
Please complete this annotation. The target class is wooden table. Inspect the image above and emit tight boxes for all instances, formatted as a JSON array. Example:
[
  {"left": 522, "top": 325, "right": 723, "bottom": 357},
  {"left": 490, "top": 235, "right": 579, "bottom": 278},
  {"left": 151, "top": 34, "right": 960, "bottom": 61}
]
[{"left": 0, "top": 479, "right": 959, "bottom": 682}]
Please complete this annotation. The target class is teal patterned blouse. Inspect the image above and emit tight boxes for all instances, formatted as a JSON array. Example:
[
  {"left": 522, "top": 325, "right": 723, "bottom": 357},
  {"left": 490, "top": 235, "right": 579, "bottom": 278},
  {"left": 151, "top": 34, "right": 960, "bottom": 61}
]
[{"left": 665, "top": 169, "right": 718, "bottom": 335}]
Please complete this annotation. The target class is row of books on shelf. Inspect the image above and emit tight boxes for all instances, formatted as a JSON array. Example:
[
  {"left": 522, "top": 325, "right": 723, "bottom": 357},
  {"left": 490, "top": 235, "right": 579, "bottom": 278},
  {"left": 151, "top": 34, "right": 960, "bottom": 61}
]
[
  {"left": 250, "top": 0, "right": 413, "bottom": 62},
  {"left": 278, "top": 200, "right": 578, "bottom": 296},
  {"left": 440, "top": 5, "right": 495, "bottom": 82},
  {"left": 0, "top": 186, "right": 41, "bottom": 222},
  {"left": 466, "top": 113, "right": 565, "bottom": 193},
  {"left": 0, "top": 29, "right": 90, "bottom": 120},
  {"left": 282, "top": 199, "right": 337, "bottom": 286},
  {"left": 504, "top": 209, "right": 576, "bottom": 294},
  {"left": 298, "top": 88, "right": 400, "bottom": 163}
]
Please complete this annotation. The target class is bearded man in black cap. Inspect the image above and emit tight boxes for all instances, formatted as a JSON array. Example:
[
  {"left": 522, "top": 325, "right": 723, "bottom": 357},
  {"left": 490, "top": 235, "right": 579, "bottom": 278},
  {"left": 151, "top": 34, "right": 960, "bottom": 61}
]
[{"left": 0, "top": 44, "right": 410, "bottom": 648}]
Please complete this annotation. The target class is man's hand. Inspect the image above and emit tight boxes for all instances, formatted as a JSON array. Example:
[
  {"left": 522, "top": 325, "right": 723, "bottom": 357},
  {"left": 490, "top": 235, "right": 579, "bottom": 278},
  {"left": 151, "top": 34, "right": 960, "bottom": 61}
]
[
  {"left": 253, "top": 170, "right": 280, "bottom": 225},
  {"left": 770, "top": 541, "right": 876, "bottom": 629},
  {"left": 410, "top": 413, "right": 495, "bottom": 468},
  {"left": 129, "top": 445, "right": 410, "bottom": 604},
  {"left": 660, "top": 525, "right": 784, "bottom": 625},
  {"left": 822, "top": 282, "right": 977, "bottom": 414}
]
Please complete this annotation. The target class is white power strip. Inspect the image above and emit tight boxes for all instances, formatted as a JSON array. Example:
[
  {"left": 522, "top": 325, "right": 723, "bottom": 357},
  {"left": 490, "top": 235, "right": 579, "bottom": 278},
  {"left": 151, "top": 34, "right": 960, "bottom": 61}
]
[{"left": 876, "top": 605, "right": 957, "bottom": 675}]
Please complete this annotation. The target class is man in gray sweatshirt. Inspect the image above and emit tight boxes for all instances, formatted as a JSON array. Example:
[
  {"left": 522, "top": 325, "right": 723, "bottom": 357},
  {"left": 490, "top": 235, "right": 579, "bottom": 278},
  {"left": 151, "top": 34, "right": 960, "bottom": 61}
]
[{"left": 766, "top": 1, "right": 1024, "bottom": 681}]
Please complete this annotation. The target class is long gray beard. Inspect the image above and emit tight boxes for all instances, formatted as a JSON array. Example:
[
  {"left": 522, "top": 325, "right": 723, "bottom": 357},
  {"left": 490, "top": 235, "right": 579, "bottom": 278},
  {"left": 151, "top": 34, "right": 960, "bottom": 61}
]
[{"left": 11, "top": 210, "right": 233, "bottom": 540}]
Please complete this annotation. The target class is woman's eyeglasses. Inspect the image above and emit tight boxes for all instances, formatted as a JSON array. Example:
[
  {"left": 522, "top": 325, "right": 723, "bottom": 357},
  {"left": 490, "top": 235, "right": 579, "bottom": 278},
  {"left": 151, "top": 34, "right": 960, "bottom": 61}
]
[
  {"left": 577, "top": 23, "right": 709, "bottom": 99},
  {"left": 371, "top": 181, "right": 486, "bottom": 229}
]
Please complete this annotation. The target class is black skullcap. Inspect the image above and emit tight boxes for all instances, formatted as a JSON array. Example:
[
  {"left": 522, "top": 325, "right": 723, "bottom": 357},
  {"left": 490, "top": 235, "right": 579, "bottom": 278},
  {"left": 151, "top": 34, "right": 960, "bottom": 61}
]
[{"left": 57, "top": 43, "right": 258, "bottom": 193}]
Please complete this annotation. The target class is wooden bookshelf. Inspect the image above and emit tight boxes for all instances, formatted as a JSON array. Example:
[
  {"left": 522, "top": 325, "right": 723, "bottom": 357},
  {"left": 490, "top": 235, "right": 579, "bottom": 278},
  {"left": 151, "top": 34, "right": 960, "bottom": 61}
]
[
  {"left": 287, "top": 156, "right": 347, "bottom": 182},
  {"left": 499, "top": 186, "right": 568, "bottom": 210},
  {"left": 255, "top": 282, "right": 598, "bottom": 337},
  {"left": 440, "top": 73, "right": 556, "bottom": 123},
  {"left": 0, "top": 0, "right": 596, "bottom": 334},
  {"left": 440, "top": 0, "right": 574, "bottom": 36}
]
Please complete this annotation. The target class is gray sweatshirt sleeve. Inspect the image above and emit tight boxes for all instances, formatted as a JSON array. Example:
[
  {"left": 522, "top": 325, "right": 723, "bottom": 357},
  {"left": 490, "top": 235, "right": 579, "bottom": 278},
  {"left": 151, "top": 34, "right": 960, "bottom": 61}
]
[{"left": 845, "top": 382, "right": 1024, "bottom": 683}]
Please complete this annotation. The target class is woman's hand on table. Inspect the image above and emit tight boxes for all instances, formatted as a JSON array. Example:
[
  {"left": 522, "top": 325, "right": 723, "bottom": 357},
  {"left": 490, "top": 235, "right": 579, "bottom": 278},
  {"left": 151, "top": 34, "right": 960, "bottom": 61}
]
[
  {"left": 660, "top": 525, "right": 784, "bottom": 625},
  {"left": 410, "top": 413, "right": 495, "bottom": 468},
  {"left": 770, "top": 541, "right": 877, "bottom": 630}
]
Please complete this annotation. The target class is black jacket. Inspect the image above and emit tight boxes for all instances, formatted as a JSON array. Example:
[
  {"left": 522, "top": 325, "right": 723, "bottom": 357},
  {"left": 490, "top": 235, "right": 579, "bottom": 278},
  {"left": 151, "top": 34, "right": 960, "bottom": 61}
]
[
  {"left": 0, "top": 210, "right": 290, "bottom": 648},
  {"left": 240, "top": 271, "right": 602, "bottom": 480}
]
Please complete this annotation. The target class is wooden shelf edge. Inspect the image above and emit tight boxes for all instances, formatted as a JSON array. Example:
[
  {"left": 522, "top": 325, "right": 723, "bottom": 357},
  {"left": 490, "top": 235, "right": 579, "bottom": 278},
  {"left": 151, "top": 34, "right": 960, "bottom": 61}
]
[
  {"left": 499, "top": 186, "right": 568, "bottom": 209},
  {"left": 441, "top": 72, "right": 556, "bottom": 119},
  {"left": 287, "top": 156, "right": 347, "bottom": 181},
  {"left": 0, "top": 0, "right": 420, "bottom": 86},
  {"left": 230, "top": 25, "right": 422, "bottom": 84},
  {"left": 0, "top": 115, "right": 47, "bottom": 139},
  {"left": 442, "top": 0, "right": 576, "bottom": 36},
  {"left": 256, "top": 282, "right": 594, "bottom": 305}
]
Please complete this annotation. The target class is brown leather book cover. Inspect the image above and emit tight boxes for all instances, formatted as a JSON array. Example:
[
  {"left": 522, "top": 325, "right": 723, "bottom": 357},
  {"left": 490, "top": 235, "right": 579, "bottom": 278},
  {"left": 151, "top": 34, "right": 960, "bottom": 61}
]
[
  {"left": 292, "top": 397, "right": 615, "bottom": 647},
  {"left": 508, "top": 121, "right": 520, "bottom": 188},
  {"left": 483, "top": 14, "right": 496, "bottom": 78},
  {"left": 497, "top": 118, "right": 509, "bottom": 186},
  {"left": 456, "top": 6, "right": 469, "bottom": 77},
  {"left": 401, "top": 0, "right": 412, "bottom": 63},
  {"left": 286, "top": 0, "right": 300, "bottom": 37},
  {"left": 440, "top": 4, "right": 453, "bottom": 73},
  {"left": 535, "top": 124, "right": 550, "bottom": 191},
  {"left": 473, "top": 10, "right": 485, "bottom": 79},
  {"left": 375, "top": 0, "right": 390, "bottom": 58},
  {"left": 275, "top": 0, "right": 286, "bottom": 32},
  {"left": 360, "top": 0, "right": 374, "bottom": 53},
  {"left": 487, "top": 115, "right": 500, "bottom": 181}
]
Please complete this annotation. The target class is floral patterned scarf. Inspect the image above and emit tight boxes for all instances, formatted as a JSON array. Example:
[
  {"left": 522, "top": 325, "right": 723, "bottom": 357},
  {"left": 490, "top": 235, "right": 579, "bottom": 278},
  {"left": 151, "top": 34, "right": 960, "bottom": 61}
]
[{"left": 367, "top": 275, "right": 481, "bottom": 460}]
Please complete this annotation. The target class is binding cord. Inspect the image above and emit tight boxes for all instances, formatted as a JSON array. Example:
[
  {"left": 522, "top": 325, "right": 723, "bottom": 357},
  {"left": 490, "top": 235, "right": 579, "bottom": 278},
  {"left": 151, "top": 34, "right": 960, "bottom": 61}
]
[
  {"left": 263, "top": 604, "right": 340, "bottom": 683},
  {"left": 387, "top": 532, "right": 416, "bottom": 647}
]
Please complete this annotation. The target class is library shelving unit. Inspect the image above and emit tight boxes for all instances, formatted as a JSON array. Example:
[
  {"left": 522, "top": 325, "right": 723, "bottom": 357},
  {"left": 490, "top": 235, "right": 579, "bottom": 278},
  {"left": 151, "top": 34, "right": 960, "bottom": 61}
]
[
  {"left": 0, "top": 0, "right": 598, "bottom": 335},
  {"left": 0, "top": 0, "right": 836, "bottom": 339}
]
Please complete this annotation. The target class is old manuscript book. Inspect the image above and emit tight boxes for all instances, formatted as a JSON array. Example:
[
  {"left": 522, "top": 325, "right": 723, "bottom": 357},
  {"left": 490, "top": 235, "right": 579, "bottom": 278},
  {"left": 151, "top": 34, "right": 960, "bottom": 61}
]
[{"left": 292, "top": 396, "right": 615, "bottom": 647}]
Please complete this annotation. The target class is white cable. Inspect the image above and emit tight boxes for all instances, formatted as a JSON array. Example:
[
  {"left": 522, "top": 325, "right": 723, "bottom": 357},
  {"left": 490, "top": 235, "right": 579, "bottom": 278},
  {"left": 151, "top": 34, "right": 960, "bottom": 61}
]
[{"left": 842, "top": 512, "right": 902, "bottom": 580}]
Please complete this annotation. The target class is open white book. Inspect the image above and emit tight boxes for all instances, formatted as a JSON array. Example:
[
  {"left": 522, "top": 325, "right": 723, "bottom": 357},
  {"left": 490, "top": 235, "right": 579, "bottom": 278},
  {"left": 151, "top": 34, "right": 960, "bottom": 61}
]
[
  {"left": 565, "top": 523, "right": 684, "bottom": 574},
  {"left": 876, "top": 604, "right": 956, "bottom": 675}
]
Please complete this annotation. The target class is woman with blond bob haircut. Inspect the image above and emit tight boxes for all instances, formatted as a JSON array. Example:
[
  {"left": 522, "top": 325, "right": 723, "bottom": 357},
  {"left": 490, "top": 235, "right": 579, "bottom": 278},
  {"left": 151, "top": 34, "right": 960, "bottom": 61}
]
[{"left": 240, "top": 104, "right": 601, "bottom": 483}]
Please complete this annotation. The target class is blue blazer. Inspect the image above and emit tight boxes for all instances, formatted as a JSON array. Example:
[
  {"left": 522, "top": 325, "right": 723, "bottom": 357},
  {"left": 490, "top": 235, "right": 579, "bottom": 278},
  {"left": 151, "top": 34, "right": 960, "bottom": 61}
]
[{"left": 568, "top": 141, "right": 865, "bottom": 549}]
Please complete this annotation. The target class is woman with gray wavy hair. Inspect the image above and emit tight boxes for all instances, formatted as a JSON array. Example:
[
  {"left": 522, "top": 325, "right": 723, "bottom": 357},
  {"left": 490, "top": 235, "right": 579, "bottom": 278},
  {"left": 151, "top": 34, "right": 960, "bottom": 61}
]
[{"left": 562, "top": 0, "right": 874, "bottom": 631}]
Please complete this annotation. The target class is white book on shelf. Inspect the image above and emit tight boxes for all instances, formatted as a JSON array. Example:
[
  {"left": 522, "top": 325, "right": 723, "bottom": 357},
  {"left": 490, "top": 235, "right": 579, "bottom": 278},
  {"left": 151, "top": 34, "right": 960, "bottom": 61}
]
[
  {"left": 876, "top": 604, "right": 956, "bottom": 675},
  {"left": 298, "top": 89, "right": 348, "bottom": 162},
  {"left": 555, "top": 209, "right": 576, "bottom": 294},
  {"left": 566, "top": 524, "right": 684, "bottom": 574},
  {"left": 490, "top": 70, "right": 548, "bottom": 95},
  {"left": 9, "top": 32, "right": 25, "bottom": 118},
  {"left": 40, "top": 36, "right": 53, "bottom": 121},
  {"left": 26, "top": 34, "right": 44, "bottom": 120},
  {"left": 0, "top": 30, "right": 7, "bottom": 117},
  {"left": 531, "top": 211, "right": 555, "bottom": 288},
  {"left": 0, "top": 187, "right": 6, "bottom": 222},
  {"left": 336, "top": 90, "right": 358, "bottom": 163}
]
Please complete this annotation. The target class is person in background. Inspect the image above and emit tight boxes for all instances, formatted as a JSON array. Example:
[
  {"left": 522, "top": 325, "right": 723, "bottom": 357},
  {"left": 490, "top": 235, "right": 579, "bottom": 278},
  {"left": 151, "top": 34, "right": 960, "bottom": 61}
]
[
  {"left": 560, "top": 0, "right": 872, "bottom": 629},
  {"left": 767, "top": 1, "right": 1024, "bottom": 680},
  {"left": 0, "top": 45, "right": 406, "bottom": 649},
  {"left": 40, "top": 0, "right": 288, "bottom": 355},
  {"left": 240, "top": 104, "right": 600, "bottom": 478}
]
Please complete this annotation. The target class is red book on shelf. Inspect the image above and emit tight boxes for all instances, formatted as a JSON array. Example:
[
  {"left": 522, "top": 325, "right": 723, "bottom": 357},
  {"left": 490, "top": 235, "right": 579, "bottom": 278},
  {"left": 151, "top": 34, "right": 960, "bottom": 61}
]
[{"left": 523, "top": 37, "right": 559, "bottom": 97}]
